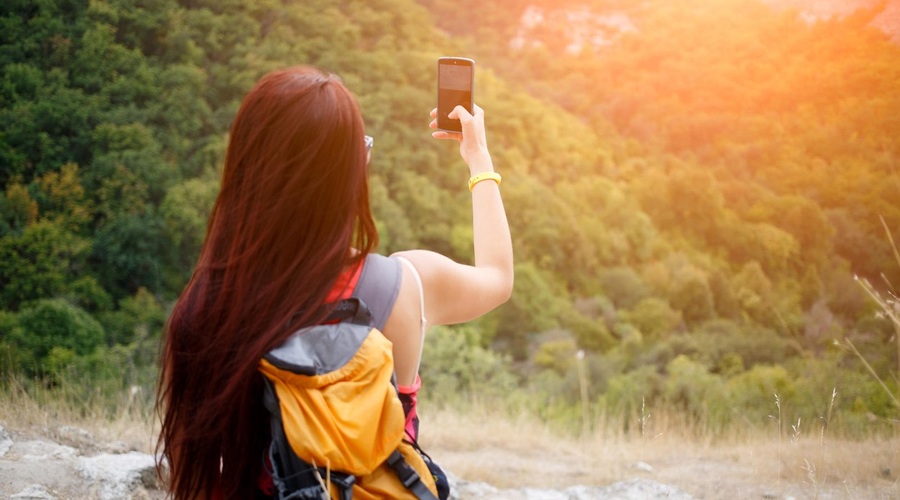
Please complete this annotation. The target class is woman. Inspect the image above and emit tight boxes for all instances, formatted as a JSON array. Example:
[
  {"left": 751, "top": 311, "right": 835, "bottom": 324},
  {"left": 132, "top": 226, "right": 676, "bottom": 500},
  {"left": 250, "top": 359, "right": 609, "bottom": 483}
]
[{"left": 157, "top": 66, "right": 513, "bottom": 499}]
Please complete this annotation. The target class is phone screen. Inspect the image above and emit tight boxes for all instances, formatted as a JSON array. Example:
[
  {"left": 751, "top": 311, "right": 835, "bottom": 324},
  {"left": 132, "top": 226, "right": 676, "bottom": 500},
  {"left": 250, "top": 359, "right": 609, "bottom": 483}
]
[{"left": 437, "top": 58, "right": 474, "bottom": 132}]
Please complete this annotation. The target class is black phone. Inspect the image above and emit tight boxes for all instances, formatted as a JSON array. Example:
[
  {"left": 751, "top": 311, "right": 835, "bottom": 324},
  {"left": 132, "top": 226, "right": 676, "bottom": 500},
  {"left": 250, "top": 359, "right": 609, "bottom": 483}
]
[{"left": 436, "top": 57, "right": 475, "bottom": 132}]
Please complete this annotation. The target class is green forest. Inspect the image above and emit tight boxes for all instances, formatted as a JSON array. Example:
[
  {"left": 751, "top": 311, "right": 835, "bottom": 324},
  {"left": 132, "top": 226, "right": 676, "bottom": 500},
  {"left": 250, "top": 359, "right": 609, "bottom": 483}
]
[{"left": 1, "top": 0, "right": 898, "bottom": 435}]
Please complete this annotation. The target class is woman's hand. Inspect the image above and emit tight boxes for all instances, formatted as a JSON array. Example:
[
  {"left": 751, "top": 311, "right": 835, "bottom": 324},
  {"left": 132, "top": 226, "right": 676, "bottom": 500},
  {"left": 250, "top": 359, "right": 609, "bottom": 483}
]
[{"left": 430, "top": 105, "right": 493, "bottom": 176}]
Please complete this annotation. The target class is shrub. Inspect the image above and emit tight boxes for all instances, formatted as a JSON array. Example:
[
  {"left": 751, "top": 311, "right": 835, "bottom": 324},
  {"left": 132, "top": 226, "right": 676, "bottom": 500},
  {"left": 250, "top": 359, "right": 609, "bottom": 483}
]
[
  {"left": 8, "top": 298, "right": 105, "bottom": 375},
  {"left": 661, "top": 319, "right": 801, "bottom": 371},
  {"left": 726, "top": 364, "right": 795, "bottom": 427},
  {"left": 599, "top": 266, "right": 650, "bottom": 309},
  {"left": 602, "top": 365, "right": 663, "bottom": 420},
  {"left": 420, "top": 325, "right": 518, "bottom": 406},
  {"left": 98, "top": 287, "right": 165, "bottom": 346},
  {"left": 662, "top": 355, "right": 728, "bottom": 427},
  {"left": 620, "top": 297, "right": 682, "bottom": 340}
]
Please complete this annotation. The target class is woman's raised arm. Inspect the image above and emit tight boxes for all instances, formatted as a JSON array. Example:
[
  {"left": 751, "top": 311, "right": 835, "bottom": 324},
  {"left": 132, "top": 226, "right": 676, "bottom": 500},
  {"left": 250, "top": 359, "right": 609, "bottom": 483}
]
[{"left": 393, "top": 104, "right": 513, "bottom": 326}]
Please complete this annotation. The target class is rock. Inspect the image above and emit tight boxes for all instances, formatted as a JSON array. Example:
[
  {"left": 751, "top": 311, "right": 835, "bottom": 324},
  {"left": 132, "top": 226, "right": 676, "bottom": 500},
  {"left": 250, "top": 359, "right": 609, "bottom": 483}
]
[
  {"left": 0, "top": 425, "right": 13, "bottom": 457},
  {"left": 55, "top": 425, "right": 94, "bottom": 447},
  {"left": 10, "top": 484, "right": 56, "bottom": 500},
  {"left": 449, "top": 474, "right": 694, "bottom": 499},
  {"left": 633, "top": 461, "right": 654, "bottom": 473},
  {"left": 448, "top": 473, "right": 501, "bottom": 499},
  {"left": 101, "top": 440, "right": 131, "bottom": 454},
  {"left": 76, "top": 451, "right": 159, "bottom": 500},
  {"left": 15, "top": 440, "right": 78, "bottom": 462},
  {"left": 1, "top": 425, "right": 700, "bottom": 500},
  {"left": 598, "top": 478, "right": 694, "bottom": 499}
]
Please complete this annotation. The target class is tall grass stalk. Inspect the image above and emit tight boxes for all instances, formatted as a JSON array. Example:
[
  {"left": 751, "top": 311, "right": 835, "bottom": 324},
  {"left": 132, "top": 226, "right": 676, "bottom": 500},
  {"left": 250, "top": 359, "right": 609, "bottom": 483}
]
[
  {"left": 770, "top": 393, "right": 783, "bottom": 440},
  {"left": 813, "top": 388, "right": 837, "bottom": 499},
  {"left": 770, "top": 393, "right": 784, "bottom": 486},
  {"left": 838, "top": 336, "right": 900, "bottom": 410},
  {"left": 881, "top": 213, "right": 900, "bottom": 383},
  {"left": 576, "top": 349, "right": 589, "bottom": 436},
  {"left": 846, "top": 216, "right": 900, "bottom": 412}
]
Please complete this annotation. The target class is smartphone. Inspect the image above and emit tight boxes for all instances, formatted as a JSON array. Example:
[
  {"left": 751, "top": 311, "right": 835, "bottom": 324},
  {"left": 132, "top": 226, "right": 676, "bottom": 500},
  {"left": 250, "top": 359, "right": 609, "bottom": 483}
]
[{"left": 436, "top": 57, "right": 475, "bottom": 132}]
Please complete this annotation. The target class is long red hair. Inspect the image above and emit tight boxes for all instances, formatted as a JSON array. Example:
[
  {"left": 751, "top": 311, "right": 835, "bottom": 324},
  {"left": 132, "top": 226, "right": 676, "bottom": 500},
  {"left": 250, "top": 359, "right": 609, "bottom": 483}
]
[{"left": 157, "top": 66, "right": 378, "bottom": 499}]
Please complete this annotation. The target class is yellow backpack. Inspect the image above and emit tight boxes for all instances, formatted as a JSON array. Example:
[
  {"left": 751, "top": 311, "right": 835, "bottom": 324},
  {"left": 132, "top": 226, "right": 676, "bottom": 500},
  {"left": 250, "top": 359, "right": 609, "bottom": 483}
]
[{"left": 259, "top": 299, "right": 441, "bottom": 500}]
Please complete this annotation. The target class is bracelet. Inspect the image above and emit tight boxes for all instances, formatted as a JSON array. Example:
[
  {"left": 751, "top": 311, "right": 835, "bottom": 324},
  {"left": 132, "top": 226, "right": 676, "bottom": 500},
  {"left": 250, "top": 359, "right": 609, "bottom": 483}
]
[{"left": 468, "top": 172, "right": 502, "bottom": 191}]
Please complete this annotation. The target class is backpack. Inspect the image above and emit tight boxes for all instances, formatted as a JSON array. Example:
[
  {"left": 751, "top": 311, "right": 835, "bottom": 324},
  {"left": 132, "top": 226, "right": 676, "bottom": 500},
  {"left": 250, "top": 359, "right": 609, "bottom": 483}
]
[{"left": 258, "top": 298, "right": 446, "bottom": 500}]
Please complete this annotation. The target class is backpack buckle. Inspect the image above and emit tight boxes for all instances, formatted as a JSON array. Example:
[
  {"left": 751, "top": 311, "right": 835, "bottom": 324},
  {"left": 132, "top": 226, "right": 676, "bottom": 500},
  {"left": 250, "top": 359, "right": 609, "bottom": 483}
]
[{"left": 387, "top": 450, "right": 421, "bottom": 488}]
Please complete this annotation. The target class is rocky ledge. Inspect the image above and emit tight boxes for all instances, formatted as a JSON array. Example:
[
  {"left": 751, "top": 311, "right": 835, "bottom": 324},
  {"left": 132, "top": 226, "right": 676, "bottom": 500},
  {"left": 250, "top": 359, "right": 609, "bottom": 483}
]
[{"left": 1, "top": 425, "right": 693, "bottom": 499}]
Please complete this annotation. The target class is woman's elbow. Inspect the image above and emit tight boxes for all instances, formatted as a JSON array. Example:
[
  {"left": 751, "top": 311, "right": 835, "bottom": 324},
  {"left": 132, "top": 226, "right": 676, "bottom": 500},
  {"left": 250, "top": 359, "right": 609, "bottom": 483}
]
[{"left": 493, "top": 269, "right": 514, "bottom": 306}]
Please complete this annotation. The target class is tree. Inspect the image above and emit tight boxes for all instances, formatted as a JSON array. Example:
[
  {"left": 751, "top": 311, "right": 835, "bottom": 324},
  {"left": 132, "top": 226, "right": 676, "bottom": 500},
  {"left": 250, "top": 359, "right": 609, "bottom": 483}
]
[
  {"left": 621, "top": 297, "right": 682, "bottom": 340},
  {"left": 35, "top": 162, "right": 92, "bottom": 231},
  {"left": 0, "top": 180, "right": 38, "bottom": 235},
  {"left": 0, "top": 220, "right": 88, "bottom": 311},
  {"left": 599, "top": 266, "right": 650, "bottom": 310},
  {"left": 99, "top": 287, "right": 166, "bottom": 346},
  {"left": 90, "top": 210, "right": 168, "bottom": 297},
  {"left": 159, "top": 176, "right": 219, "bottom": 289},
  {"left": 668, "top": 262, "right": 715, "bottom": 326},
  {"left": 494, "top": 262, "right": 570, "bottom": 359}
]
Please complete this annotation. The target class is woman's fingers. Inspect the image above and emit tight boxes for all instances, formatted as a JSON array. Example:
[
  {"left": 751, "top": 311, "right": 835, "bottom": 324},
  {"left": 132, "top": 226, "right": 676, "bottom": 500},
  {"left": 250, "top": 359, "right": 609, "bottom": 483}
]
[
  {"left": 431, "top": 105, "right": 481, "bottom": 142},
  {"left": 431, "top": 130, "right": 461, "bottom": 140}
]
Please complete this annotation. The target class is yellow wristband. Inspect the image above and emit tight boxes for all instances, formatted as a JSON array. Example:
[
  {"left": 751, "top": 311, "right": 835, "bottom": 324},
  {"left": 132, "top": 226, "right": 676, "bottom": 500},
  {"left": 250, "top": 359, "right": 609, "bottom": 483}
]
[{"left": 468, "top": 172, "right": 502, "bottom": 191}]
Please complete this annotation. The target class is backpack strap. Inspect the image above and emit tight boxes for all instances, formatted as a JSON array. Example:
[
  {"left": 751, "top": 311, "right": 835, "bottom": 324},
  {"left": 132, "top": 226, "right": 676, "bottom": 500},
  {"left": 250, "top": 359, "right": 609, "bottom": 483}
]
[
  {"left": 323, "top": 297, "right": 373, "bottom": 326},
  {"left": 386, "top": 450, "right": 440, "bottom": 500},
  {"left": 264, "top": 378, "right": 440, "bottom": 500},
  {"left": 352, "top": 254, "right": 402, "bottom": 331},
  {"left": 264, "top": 378, "right": 359, "bottom": 500},
  {"left": 263, "top": 378, "right": 330, "bottom": 499},
  {"left": 287, "top": 297, "right": 373, "bottom": 330}
]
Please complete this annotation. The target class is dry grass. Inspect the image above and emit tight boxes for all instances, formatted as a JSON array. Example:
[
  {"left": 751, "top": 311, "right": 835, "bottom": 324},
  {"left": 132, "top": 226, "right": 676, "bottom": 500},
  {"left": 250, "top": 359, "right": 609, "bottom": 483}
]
[
  {"left": 419, "top": 403, "right": 900, "bottom": 499},
  {"left": 0, "top": 378, "right": 157, "bottom": 454}
]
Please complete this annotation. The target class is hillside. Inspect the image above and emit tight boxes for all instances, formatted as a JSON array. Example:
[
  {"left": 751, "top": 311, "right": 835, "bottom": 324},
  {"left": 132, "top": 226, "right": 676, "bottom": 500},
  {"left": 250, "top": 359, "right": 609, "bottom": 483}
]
[{"left": 419, "top": 0, "right": 900, "bottom": 428}]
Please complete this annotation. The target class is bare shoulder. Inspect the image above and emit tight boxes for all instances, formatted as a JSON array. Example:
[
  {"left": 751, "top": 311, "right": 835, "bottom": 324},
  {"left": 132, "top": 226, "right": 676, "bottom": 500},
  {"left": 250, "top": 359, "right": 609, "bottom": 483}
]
[
  {"left": 390, "top": 249, "right": 511, "bottom": 326},
  {"left": 391, "top": 249, "right": 457, "bottom": 280}
]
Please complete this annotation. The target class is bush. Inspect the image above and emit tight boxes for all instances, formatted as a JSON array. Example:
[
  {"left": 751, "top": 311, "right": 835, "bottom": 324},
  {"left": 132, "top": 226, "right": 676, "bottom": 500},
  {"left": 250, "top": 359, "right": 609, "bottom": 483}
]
[
  {"left": 98, "top": 287, "right": 165, "bottom": 345},
  {"left": 493, "top": 262, "right": 570, "bottom": 359},
  {"left": 420, "top": 325, "right": 518, "bottom": 406},
  {"left": 8, "top": 298, "right": 105, "bottom": 375},
  {"left": 660, "top": 319, "right": 801, "bottom": 372},
  {"left": 599, "top": 267, "right": 650, "bottom": 310},
  {"left": 601, "top": 365, "right": 663, "bottom": 420},
  {"left": 726, "top": 364, "right": 795, "bottom": 427},
  {"left": 662, "top": 355, "right": 728, "bottom": 428},
  {"left": 620, "top": 297, "right": 682, "bottom": 340}
]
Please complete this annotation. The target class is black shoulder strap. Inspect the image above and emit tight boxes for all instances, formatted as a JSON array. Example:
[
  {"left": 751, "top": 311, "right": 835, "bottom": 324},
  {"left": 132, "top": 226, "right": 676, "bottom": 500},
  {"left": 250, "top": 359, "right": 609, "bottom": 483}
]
[
  {"left": 324, "top": 298, "right": 373, "bottom": 326},
  {"left": 386, "top": 450, "right": 440, "bottom": 500},
  {"left": 264, "top": 379, "right": 355, "bottom": 500},
  {"left": 263, "top": 379, "right": 325, "bottom": 498},
  {"left": 286, "top": 298, "right": 374, "bottom": 331}
]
